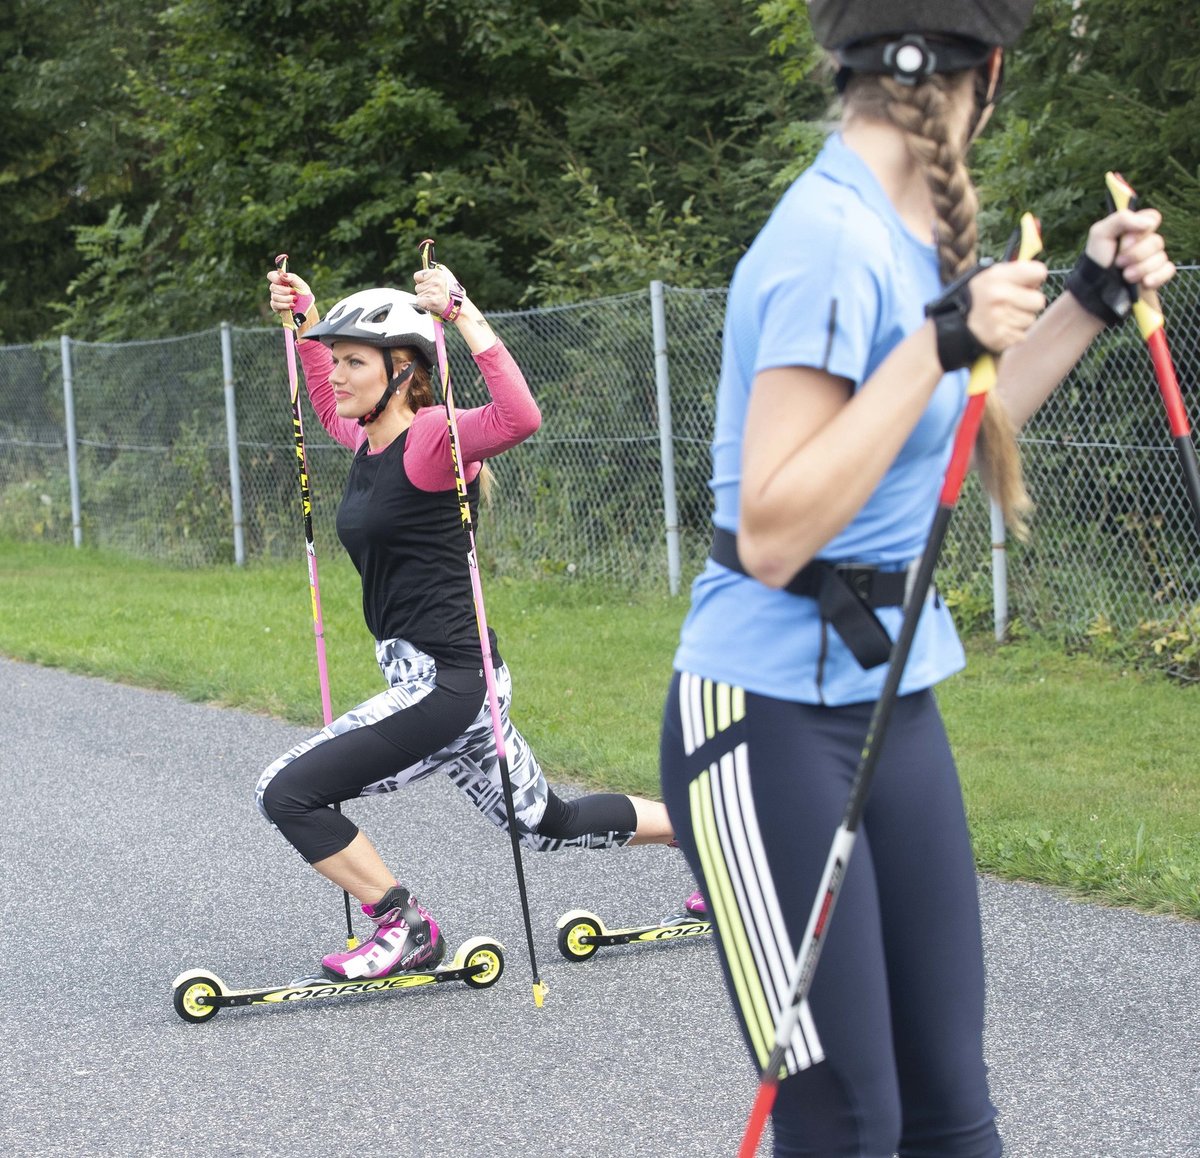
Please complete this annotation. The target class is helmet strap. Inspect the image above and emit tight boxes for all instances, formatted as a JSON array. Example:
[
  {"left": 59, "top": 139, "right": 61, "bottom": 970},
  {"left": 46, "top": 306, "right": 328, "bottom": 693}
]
[
  {"left": 357, "top": 358, "right": 417, "bottom": 428},
  {"left": 835, "top": 33, "right": 991, "bottom": 92}
]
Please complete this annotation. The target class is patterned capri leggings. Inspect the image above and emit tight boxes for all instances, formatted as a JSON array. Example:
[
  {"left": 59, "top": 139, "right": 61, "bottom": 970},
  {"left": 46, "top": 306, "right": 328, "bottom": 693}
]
[
  {"left": 256, "top": 637, "right": 636, "bottom": 863},
  {"left": 660, "top": 672, "right": 1000, "bottom": 1158}
]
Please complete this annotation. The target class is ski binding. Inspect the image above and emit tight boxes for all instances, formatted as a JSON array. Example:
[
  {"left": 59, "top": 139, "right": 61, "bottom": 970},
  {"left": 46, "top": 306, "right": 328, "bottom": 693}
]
[
  {"left": 555, "top": 908, "right": 712, "bottom": 962},
  {"left": 172, "top": 935, "right": 505, "bottom": 1023}
]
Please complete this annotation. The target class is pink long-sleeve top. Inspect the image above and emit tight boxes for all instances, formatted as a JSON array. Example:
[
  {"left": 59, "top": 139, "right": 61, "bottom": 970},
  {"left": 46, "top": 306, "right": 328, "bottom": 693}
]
[
  {"left": 298, "top": 336, "right": 540, "bottom": 664},
  {"left": 297, "top": 337, "right": 541, "bottom": 478}
]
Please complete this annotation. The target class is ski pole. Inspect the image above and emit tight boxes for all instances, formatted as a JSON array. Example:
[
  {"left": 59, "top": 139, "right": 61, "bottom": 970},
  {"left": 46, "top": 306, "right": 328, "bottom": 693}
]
[
  {"left": 1103, "top": 172, "right": 1200, "bottom": 539},
  {"left": 273, "top": 253, "right": 357, "bottom": 952},
  {"left": 738, "top": 212, "right": 1043, "bottom": 1157},
  {"left": 418, "top": 238, "right": 548, "bottom": 1009}
]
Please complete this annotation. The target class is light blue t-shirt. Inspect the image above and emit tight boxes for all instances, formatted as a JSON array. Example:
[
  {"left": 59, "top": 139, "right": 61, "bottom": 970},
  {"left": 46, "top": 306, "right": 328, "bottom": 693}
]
[{"left": 674, "top": 133, "right": 968, "bottom": 705}]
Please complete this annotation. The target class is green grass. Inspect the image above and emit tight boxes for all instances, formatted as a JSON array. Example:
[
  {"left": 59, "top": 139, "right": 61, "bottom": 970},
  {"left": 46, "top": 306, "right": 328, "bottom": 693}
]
[
  {"left": 942, "top": 640, "right": 1200, "bottom": 919},
  {"left": 2, "top": 539, "right": 1197, "bottom": 920}
]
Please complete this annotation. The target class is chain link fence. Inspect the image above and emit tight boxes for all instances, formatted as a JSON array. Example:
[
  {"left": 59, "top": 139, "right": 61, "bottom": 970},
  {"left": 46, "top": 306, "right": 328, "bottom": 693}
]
[{"left": 2, "top": 272, "right": 1199, "bottom": 648}]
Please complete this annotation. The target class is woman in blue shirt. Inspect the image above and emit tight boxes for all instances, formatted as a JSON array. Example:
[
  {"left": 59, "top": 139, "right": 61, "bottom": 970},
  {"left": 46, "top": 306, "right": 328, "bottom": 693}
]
[{"left": 660, "top": 3, "right": 1175, "bottom": 1154}]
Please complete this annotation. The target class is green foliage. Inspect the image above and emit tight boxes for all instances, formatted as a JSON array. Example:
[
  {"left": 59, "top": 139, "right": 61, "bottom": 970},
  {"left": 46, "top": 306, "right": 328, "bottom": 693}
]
[
  {"left": 3, "top": 0, "right": 1200, "bottom": 340},
  {"left": 4, "top": 0, "right": 838, "bottom": 335},
  {"left": 975, "top": 0, "right": 1200, "bottom": 262},
  {"left": 494, "top": 0, "right": 829, "bottom": 302},
  {"left": 0, "top": 475, "right": 72, "bottom": 542},
  {"left": 523, "top": 149, "right": 731, "bottom": 304},
  {"left": 53, "top": 204, "right": 182, "bottom": 340},
  {"left": 120, "top": 0, "right": 571, "bottom": 320},
  {"left": 0, "top": 0, "right": 164, "bottom": 341},
  {"left": 1053, "top": 604, "right": 1200, "bottom": 687},
  {"left": 943, "top": 583, "right": 1002, "bottom": 638},
  {"left": 1131, "top": 604, "right": 1200, "bottom": 679},
  {"left": 168, "top": 416, "right": 237, "bottom": 564}
]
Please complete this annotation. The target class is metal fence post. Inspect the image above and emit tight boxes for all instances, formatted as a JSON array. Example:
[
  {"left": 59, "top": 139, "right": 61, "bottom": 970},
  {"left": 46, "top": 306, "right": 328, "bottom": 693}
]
[
  {"left": 650, "top": 280, "right": 682, "bottom": 595},
  {"left": 989, "top": 497, "right": 1008, "bottom": 641},
  {"left": 221, "top": 323, "right": 246, "bottom": 565},
  {"left": 59, "top": 334, "right": 82, "bottom": 548}
]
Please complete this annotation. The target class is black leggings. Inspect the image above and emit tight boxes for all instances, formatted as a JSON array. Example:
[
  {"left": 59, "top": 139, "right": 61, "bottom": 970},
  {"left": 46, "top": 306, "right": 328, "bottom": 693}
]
[
  {"left": 259, "top": 665, "right": 485, "bottom": 861},
  {"left": 256, "top": 640, "right": 637, "bottom": 863},
  {"left": 660, "top": 672, "right": 999, "bottom": 1158}
]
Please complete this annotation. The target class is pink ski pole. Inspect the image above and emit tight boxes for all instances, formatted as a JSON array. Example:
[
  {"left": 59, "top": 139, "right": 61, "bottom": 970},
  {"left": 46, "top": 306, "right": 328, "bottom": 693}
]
[
  {"left": 274, "top": 253, "right": 356, "bottom": 950},
  {"left": 419, "top": 238, "right": 547, "bottom": 1008}
]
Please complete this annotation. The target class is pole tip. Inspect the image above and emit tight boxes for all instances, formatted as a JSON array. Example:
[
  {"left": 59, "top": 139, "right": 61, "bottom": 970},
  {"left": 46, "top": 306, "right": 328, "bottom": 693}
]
[{"left": 533, "top": 980, "right": 548, "bottom": 1008}]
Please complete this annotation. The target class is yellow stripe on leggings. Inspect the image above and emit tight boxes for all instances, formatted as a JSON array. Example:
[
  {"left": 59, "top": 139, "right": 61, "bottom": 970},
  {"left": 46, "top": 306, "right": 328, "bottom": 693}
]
[
  {"left": 716, "top": 682, "right": 731, "bottom": 733},
  {"left": 690, "top": 766, "right": 775, "bottom": 1066}
]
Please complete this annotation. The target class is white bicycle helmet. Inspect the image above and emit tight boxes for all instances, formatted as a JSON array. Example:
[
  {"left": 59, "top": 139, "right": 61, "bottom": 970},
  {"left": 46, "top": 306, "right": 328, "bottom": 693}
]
[
  {"left": 306, "top": 287, "right": 438, "bottom": 426},
  {"left": 306, "top": 287, "right": 437, "bottom": 369}
]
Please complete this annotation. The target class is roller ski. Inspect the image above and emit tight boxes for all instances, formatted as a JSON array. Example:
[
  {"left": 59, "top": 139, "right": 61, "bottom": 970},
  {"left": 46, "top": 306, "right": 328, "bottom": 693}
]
[
  {"left": 556, "top": 891, "right": 713, "bottom": 962},
  {"left": 172, "top": 936, "right": 504, "bottom": 1023},
  {"left": 173, "top": 884, "right": 505, "bottom": 1023}
]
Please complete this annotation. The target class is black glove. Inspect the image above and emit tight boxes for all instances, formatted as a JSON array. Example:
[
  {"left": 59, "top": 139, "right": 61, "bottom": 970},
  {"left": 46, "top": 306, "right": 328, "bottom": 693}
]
[
  {"left": 1064, "top": 251, "right": 1134, "bottom": 328},
  {"left": 924, "top": 259, "right": 995, "bottom": 372}
]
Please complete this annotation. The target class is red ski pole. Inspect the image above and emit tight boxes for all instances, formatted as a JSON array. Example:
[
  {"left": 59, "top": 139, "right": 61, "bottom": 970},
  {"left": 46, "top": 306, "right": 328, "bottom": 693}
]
[
  {"left": 738, "top": 212, "right": 1043, "bottom": 1156},
  {"left": 1103, "top": 171, "right": 1200, "bottom": 538}
]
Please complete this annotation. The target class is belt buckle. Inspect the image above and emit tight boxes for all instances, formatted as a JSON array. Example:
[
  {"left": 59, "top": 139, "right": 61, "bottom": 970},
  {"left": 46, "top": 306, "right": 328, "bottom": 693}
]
[{"left": 836, "top": 564, "right": 872, "bottom": 602}]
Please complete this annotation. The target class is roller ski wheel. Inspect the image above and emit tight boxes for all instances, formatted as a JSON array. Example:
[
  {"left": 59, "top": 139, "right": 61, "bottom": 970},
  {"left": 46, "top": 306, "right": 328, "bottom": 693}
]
[
  {"left": 173, "top": 971, "right": 223, "bottom": 1024},
  {"left": 460, "top": 936, "right": 505, "bottom": 989},
  {"left": 555, "top": 908, "right": 713, "bottom": 962},
  {"left": 170, "top": 935, "right": 505, "bottom": 1023}
]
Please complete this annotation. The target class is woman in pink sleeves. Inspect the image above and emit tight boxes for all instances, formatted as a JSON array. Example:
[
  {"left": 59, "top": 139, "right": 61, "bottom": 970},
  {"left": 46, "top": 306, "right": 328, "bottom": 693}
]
[{"left": 256, "top": 262, "right": 677, "bottom": 981}]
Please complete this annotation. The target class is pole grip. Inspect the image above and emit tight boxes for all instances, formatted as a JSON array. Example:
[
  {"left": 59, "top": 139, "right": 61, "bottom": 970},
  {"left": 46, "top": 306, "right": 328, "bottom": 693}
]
[
  {"left": 273, "top": 253, "right": 311, "bottom": 330},
  {"left": 1104, "top": 171, "right": 1164, "bottom": 338}
]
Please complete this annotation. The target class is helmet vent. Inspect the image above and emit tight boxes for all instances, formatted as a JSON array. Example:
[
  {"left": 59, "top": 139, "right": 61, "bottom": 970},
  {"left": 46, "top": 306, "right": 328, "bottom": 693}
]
[{"left": 364, "top": 305, "right": 393, "bottom": 324}]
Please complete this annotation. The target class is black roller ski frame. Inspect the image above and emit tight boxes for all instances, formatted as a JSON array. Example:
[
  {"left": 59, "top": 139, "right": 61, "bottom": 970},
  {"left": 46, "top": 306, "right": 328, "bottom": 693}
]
[
  {"left": 555, "top": 908, "right": 712, "bottom": 963},
  {"left": 172, "top": 936, "right": 505, "bottom": 1024}
]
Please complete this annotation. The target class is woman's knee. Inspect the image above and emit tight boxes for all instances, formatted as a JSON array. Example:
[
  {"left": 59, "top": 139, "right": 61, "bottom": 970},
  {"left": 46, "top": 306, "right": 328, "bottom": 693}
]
[
  {"left": 256, "top": 767, "right": 290, "bottom": 826},
  {"left": 254, "top": 761, "right": 284, "bottom": 825},
  {"left": 255, "top": 761, "right": 314, "bottom": 828}
]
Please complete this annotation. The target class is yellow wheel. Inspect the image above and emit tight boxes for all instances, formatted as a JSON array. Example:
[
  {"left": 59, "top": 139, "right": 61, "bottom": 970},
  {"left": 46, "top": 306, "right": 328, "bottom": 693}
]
[
  {"left": 557, "top": 915, "right": 601, "bottom": 962},
  {"left": 173, "top": 974, "right": 222, "bottom": 1023},
  {"left": 462, "top": 941, "right": 505, "bottom": 989}
]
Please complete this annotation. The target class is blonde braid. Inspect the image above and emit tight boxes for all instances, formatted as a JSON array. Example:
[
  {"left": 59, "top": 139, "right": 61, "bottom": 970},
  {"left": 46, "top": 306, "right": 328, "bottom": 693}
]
[{"left": 847, "top": 73, "right": 1032, "bottom": 538}]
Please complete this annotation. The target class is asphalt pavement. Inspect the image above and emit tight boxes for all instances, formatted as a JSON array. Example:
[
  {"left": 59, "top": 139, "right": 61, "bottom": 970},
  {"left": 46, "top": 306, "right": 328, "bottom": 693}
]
[{"left": 1, "top": 656, "right": 1196, "bottom": 1157}]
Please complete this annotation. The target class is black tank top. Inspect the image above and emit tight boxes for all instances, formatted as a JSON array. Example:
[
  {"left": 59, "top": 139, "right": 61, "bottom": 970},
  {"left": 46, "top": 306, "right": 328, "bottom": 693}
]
[{"left": 336, "top": 429, "right": 484, "bottom": 668}]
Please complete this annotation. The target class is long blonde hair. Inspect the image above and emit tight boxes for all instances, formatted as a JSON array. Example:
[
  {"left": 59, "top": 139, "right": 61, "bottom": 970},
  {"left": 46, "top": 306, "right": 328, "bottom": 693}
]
[
  {"left": 391, "top": 348, "right": 495, "bottom": 503},
  {"left": 845, "top": 71, "right": 1031, "bottom": 539}
]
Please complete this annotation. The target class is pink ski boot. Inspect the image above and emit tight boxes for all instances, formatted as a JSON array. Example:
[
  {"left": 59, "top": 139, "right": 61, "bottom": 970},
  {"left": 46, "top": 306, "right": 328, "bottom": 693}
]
[
  {"left": 321, "top": 885, "right": 445, "bottom": 981},
  {"left": 684, "top": 890, "right": 708, "bottom": 918}
]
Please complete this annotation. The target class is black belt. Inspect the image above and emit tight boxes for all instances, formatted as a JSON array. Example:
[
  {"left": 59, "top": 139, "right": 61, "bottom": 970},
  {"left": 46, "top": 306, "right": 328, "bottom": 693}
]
[{"left": 710, "top": 527, "right": 912, "bottom": 670}]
